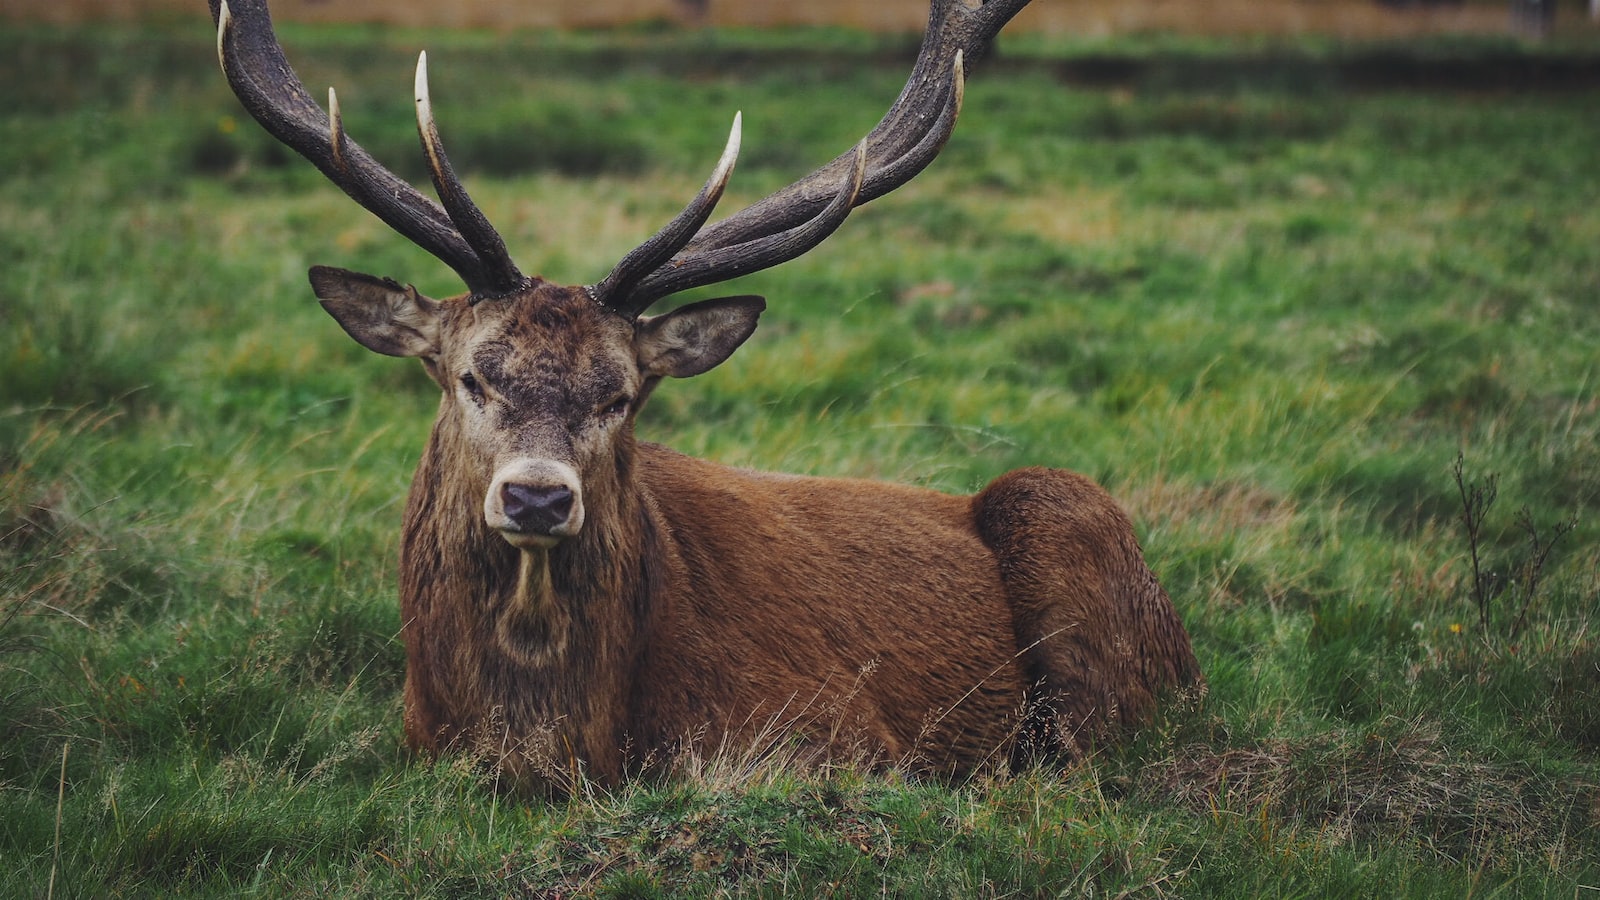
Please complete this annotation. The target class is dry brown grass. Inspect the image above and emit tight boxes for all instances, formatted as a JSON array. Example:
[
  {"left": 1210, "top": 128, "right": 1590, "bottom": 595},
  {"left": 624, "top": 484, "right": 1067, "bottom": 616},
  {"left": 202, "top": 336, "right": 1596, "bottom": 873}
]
[
  {"left": 1139, "top": 724, "right": 1600, "bottom": 865},
  {"left": 3, "top": 0, "right": 1560, "bottom": 38}
]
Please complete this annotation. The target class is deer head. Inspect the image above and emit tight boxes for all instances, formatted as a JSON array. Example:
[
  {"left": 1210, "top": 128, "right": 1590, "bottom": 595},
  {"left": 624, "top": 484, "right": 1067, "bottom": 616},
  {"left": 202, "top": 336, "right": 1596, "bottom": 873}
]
[
  {"left": 209, "top": 0, "right": 1031, "bottom": 549},
  {"left": 309, "top": 270, "right": 763, "bottom": 548}
]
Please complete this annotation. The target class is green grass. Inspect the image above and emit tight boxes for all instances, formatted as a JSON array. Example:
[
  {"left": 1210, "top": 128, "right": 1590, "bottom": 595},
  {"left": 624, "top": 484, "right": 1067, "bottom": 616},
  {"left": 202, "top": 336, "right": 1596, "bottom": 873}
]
[{"left": 3, "top": 17, "right": 1599, "bottom": 897}]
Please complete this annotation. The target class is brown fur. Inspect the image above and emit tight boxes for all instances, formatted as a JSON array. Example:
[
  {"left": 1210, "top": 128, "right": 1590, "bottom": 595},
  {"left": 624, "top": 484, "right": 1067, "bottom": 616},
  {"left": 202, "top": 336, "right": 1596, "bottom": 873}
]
[{"left": 326, "top": 280, "right": 1203, "bottom": 793}]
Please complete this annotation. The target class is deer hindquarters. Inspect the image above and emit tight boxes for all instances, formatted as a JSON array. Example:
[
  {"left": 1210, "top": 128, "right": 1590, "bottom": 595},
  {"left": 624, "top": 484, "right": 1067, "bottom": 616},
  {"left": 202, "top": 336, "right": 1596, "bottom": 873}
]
[{"left": 972, "top": 467, "right": 1202, "bottom": 756}]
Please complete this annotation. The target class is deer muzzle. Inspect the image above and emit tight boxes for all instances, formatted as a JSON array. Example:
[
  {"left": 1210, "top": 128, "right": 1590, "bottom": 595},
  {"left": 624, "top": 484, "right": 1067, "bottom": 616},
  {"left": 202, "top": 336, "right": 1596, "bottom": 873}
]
[{"left": 484, "top": 460, "right": 585, "bottom": 548}]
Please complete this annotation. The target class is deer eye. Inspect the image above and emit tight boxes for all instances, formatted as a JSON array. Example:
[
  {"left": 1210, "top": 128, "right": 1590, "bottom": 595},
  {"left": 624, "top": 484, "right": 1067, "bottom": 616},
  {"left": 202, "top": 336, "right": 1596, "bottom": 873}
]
[
  {"left": 600, "top": 396, "right": 632, "bottom": 419},
  {"left": 459, "top": 372, "right": 484, "bottom": 402}
]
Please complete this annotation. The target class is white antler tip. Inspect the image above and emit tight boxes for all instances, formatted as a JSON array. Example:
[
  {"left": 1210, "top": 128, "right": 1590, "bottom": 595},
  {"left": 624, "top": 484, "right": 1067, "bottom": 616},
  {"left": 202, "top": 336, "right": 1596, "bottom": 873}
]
[
  {"left": 328, "top": 86, "right": 345, "bottom": 168},
  {"left": 215, "top": 0, "right": 233, "bottom": 73},
  {"left": 712, "top": 111, "right": 742, "bottom": 181},
  {"left": 414, "top": 51, "right": 439, "bottom": 151}
]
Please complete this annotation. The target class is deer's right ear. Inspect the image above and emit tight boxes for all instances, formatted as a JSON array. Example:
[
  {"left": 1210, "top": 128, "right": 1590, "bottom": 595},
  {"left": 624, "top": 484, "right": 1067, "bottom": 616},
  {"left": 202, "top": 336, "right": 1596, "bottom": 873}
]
[{"left": 309, "top": 265, "right": 442, "bottom": 359}]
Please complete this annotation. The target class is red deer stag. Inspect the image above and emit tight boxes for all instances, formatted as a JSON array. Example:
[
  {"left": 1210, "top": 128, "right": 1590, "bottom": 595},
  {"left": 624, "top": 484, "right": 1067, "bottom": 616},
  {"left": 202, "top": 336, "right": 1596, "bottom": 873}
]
[{"left": 210, "top": 0, "right": 1201, "bottom": 791}]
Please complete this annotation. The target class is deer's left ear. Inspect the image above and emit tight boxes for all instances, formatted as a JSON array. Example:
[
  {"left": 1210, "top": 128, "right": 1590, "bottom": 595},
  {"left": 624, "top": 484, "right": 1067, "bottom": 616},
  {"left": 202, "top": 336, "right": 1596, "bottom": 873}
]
[
  {"left": 310, "top": 265, "right": 443, "bottom": 359},
  {"left": 635, "top": 295, "right": 765, "bottom": 379}
]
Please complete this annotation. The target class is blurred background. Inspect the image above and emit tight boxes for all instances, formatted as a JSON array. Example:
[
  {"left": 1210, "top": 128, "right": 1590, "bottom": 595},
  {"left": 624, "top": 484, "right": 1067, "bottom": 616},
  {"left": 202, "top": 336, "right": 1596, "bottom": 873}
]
[{"left": 5, "top": 0, "right": 1597, "bottom": 39}]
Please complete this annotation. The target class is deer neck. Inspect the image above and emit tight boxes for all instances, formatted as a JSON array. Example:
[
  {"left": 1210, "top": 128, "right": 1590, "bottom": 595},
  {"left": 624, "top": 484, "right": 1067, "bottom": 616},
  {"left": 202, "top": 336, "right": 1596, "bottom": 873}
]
[
  {"left": 498, "top": 481, "right": 648, "bottom": 670},
  {"left": 400, "top": 427, "right": 659, "bottom": 781}
]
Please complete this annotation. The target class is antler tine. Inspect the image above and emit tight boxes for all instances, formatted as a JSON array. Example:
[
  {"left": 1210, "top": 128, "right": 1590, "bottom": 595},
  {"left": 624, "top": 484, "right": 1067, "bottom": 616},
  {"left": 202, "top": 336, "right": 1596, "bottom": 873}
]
[
  {"left": 626, "top": 140, "right": 869, "bottom": 311},
  {"left": 589, "top": 113, "right": 743, "bottom": 317},
  {"left": 414, "top": 52, "right": 527, "bottom": 300},
  {"left": 617, "top": 54, "right": 960, "bottom": 311},
  {"left": 693, "top": 1, "right": 1007, "bottom": 250},
  {"left": 210, "top": 0, "right": 526, "bottom": 298},
  {"left": 862, "top": 48, "right": 965, "bottom": 199},
  {"left": 603, "top": 0, "right": 1029, "bottom": 315}
]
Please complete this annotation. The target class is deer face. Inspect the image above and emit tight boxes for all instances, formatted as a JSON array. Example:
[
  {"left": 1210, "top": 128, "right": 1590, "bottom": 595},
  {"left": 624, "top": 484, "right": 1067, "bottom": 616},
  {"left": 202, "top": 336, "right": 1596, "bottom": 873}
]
[{"left": 310, "top": 266, "right": 763, "bottom": 550}]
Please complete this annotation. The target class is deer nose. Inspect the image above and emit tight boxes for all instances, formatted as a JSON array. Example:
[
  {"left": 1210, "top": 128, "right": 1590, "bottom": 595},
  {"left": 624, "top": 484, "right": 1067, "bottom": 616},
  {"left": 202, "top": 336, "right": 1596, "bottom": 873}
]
[{"left": 500, "top": 483, "right": 574, "bottom": 534}]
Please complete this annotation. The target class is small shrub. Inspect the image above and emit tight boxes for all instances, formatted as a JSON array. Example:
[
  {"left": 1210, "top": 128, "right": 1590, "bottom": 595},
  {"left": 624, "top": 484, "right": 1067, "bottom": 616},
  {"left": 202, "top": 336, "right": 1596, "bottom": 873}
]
[{"left": 1452, "top": 452, "right": 1576, "bottom": 651}]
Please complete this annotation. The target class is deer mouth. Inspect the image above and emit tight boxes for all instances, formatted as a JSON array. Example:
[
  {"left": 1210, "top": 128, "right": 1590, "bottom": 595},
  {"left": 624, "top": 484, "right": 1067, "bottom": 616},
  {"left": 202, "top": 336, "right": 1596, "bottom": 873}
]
[{"left": 495, "top": 525, "right": 566, "bottom": 551}]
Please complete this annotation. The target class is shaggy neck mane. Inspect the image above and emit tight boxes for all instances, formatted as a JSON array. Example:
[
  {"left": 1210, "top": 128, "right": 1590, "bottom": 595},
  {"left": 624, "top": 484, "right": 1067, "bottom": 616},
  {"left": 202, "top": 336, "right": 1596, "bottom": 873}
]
[{"left": 400, "top": 419, "right": 662, "bottom": 784}]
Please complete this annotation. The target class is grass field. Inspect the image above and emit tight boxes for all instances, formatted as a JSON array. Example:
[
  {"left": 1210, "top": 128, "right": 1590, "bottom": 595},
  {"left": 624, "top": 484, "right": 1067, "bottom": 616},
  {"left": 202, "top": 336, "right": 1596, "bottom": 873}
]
[{"left": 2, "top": 15, "right": 1599, "bottom": 897}]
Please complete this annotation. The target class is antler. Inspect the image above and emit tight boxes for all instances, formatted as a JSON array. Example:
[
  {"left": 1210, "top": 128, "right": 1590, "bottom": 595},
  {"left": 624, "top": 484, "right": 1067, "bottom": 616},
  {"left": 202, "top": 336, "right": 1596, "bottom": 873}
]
[
  {"left": 210, "top": 0, "right": 528, "bottom": 298},
  {"left": 211, "top": 0, "right": 1028, "bottom": 310},
  {"left": 591, "top": 0, "right": 1031, "bottom": 317}
]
